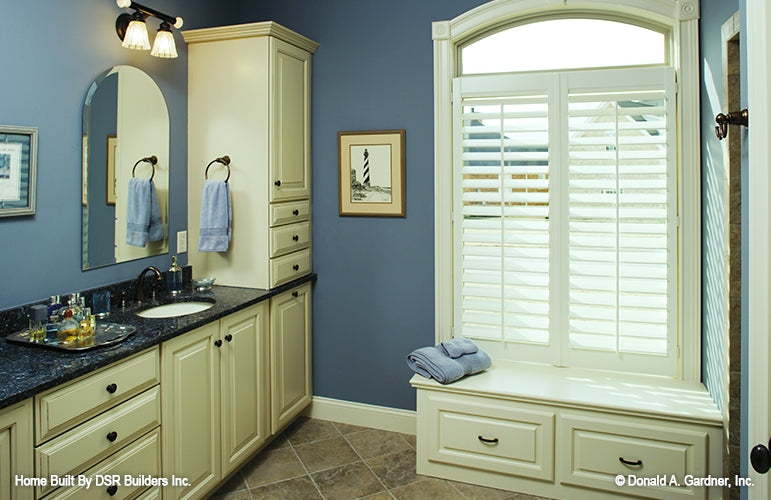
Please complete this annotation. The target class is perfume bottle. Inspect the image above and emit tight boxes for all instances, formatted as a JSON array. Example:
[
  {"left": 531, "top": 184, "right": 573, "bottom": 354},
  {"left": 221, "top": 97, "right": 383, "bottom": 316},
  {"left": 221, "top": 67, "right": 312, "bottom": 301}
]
[
  {"left": 167, "top": 255, "right": 182, "bottom": 293},
  {"left": 28, "top": 305, "right": 48, "bottom": 343},
  {"left": 78, "top": 307, "right": 95, "bottom": 341}
]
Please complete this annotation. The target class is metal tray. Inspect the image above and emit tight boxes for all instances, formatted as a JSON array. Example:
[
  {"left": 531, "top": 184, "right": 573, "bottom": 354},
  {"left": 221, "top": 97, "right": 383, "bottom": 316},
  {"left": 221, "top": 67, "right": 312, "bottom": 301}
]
[{"left": 6, "top": 322, "right": 136, "bottom": 352}]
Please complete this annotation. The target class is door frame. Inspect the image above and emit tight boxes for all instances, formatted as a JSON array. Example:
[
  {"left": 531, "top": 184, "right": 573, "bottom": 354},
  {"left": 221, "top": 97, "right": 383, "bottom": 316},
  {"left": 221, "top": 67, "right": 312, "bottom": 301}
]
[{"left": 746, "top": 0, "right": 770, "bottom": 497}]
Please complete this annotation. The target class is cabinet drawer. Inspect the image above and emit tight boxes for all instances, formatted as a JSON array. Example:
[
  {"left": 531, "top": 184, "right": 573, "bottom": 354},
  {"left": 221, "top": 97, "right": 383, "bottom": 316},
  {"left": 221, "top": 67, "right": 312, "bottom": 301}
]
[
  {"left": 559, "top": 412, "right": 710, "bottom": 499},
  {"left": 270, "top": 248, "right": 311, "bottom": 287},
  {"left": 36, "top": 386, "right": 161, "bottom": 497},
  {"left": 270, "top": 221, "right": 311, "bottom": 258},
  {"left": 36, "top": 348, "right": 159, "bottom": 443},
  {"left": 270, "top": 199, "right": 310, "bottom": 227},
  {"left": 425, "top": 393, "right": 554, "bottom": 481},
  {"left": 46, "top": 428, "right": 161, "bottom": 500}
]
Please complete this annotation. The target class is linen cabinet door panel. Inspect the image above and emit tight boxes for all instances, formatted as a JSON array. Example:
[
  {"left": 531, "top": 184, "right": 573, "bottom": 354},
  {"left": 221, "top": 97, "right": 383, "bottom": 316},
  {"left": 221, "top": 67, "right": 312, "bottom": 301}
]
[
  {"left": 161, "top": 322, "right": 221, "bottom": 500},
  {"left": 0, "top": 400, "right": 33, "bottom": 500},
  {"left": 220, "top": 303, "right": 270, "bottom": 476},
  {"left": 270, "top": 284, "right": 312, "bottom": 433},
  {"left": 425, "top": 393, "right": 554, "bottom": 481},
  {"left": 270, "top": 38, "right": 311, "bottom": 202},
  {"left": 559, "top": 412, "right": 710, "bottom": 499}
]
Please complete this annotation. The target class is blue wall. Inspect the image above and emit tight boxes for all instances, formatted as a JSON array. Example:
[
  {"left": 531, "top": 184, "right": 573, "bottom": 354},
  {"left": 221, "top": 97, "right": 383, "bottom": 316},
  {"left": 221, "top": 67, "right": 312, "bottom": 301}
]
[
  {"left": 239, "top": 0, "right": 491, "bottom": 410},
  {"left": 0, "top": 0, "right": 238, "bottom": 309}
]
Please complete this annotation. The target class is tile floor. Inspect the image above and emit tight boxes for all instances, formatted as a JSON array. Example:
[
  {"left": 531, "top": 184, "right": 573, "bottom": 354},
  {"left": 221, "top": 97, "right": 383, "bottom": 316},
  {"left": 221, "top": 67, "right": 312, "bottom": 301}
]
[{"left": 211, "top": 417, "right": 552, "bottom": 500}]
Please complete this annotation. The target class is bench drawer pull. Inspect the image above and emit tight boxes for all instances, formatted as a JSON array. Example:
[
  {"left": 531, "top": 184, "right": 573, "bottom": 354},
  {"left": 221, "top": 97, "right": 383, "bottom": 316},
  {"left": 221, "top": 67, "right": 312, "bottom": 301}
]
[
  {"left": 478, "top": 435, "right": 499, "bottom": 444},
  {"left": 619, "top": 457, "right": 643, "bottom": 467}
]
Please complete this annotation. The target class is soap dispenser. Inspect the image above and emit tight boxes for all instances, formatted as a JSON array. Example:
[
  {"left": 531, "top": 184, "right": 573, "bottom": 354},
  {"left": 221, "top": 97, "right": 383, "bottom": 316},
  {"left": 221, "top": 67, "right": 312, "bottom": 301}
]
[{"left": 167, "top": 255, "right": 183, "bottom": 293}]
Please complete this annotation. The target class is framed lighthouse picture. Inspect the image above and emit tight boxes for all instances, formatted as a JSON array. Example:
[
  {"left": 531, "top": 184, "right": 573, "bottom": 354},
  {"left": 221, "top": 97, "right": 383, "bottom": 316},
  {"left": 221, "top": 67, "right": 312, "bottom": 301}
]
[{"left": 338, "top": 130, "right": 406, "bottom": 217}]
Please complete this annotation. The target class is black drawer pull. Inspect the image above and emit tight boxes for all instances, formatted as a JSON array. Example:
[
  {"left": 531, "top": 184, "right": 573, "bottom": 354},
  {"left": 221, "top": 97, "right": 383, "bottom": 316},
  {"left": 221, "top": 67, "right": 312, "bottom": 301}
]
[
  {"left": 107, "top": 485, "right": 118, "bottom": 496},
  {"left": 478, "top": 436, "right": 499, "bottom": 444},
  {"left": 293, "top": 235, "right": 300, "bottom": 241},
  {"left": 292, "top": 291, "right": 299, "bottom": 298},
  {"left": 293, "top": 264, "right": 300, "bottom": 271},
  {"left": 106, "top": 383, "right": 118, "bottom": 394},
  {"left": 225, "top": 334, "right": 233, "bottom": 342},
  {"left": 293, "top": 209, "right": 300, "bottom": 216},
  {"left": 619, "top": 457, "right": 643, "bottom": 467},
  {"left": 106, "top": 431, "right": 118, "bottom": 442}
]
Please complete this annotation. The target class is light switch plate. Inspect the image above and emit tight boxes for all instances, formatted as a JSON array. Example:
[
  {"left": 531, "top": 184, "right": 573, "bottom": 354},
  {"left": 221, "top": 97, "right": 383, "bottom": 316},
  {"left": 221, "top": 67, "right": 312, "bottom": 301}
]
[{"left": 177, "top": 230, "right": 188, "bottom": 253}]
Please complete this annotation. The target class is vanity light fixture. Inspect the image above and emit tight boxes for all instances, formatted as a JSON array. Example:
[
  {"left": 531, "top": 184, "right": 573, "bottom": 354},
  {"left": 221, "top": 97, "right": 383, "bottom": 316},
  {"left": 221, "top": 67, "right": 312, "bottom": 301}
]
[{"left": 115, "top": 0, "right": 183, "bottom": 58}]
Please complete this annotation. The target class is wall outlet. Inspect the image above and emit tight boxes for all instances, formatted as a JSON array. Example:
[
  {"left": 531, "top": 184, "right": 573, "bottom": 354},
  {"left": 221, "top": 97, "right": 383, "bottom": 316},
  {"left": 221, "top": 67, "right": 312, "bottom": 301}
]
[{"left": 177, "top": 230, "right": 188, "bottom": 253}]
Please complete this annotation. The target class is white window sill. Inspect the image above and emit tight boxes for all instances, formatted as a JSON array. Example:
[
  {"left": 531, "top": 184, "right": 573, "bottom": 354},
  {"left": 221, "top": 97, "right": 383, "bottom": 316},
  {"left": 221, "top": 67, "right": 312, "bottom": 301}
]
[{"left": 410, "top": 360, "right": 722, "bottom": 426}]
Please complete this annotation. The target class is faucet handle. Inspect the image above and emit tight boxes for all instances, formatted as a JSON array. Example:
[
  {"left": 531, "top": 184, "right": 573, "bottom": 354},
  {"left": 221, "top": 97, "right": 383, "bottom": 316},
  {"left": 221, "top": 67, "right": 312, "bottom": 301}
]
[{"left": 119, "top": 291, "right": 127, "bottom": 309}]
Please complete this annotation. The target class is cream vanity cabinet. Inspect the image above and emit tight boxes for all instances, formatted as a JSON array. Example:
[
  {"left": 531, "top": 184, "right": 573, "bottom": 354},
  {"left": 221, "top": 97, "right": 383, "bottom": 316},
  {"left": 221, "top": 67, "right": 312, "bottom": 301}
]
[
  {"left": 34, "top": 348, "right": 161, "bottom": 499},
  {"left": 184, "top": 22, "right": 317, "bottom": 290},
  {"left": 0, "top": 399, "right": 33, "bottom": 500},
  {"left": 270, "top": 283, "right": 313, "bottom": 433},
  {"left": 413, "top": 363, "right": 724, "bottom": 500},
  {"left": 161, "top": 302, "right": 270, "bottom": 500}
]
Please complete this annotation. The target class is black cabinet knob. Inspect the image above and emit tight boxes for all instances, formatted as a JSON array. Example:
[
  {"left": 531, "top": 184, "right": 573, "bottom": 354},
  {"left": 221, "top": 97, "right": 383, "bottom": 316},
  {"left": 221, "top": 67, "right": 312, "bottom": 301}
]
[
  {"left": 293, "top": 209, "right": 299, "bottom": 216},
  {"left": 225, "top": 334, "right": 233, "bottom": 342},
  {"left": 106, "top": 485, "right": 118, "bottom": 496},
  {"left": 751, "top": 440, "right": 771, "bottom": 474},
  {"left": 106, "top": 383, "right": 118, "bottom": 394},
  {"left": 293, "top": 264, "right": 300, "bottom": 271},
  {"left": 274, "top": 180, "right": 281, "bottom": 187},
  {"left": 293, "top": 235, "right": 299, "bottom": 241},
  {"left": 477, "top": 436, "right": 499, "bottom": 444},
  {"left": 292, "top": 291, "right": 299, "bottom": 298},
  {"left": 106, "top": 431, "right": 118, "bottom": 442},
  {"left": 214, "top": 339, "right": 223, "bottom": 348}
]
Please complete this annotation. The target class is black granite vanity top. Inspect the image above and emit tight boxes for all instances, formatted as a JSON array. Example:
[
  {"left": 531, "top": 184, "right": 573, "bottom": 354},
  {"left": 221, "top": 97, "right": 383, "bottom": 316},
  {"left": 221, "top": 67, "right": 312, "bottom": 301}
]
[{"left": 0, "top": 274, "right": 316, "bottom": 410}]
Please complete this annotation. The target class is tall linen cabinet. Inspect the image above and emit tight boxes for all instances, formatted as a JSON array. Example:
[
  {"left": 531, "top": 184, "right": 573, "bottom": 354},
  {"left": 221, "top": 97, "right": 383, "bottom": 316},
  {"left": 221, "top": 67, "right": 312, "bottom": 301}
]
[{"left": 183, "top": 23, "right": 318, "bottom": 289}]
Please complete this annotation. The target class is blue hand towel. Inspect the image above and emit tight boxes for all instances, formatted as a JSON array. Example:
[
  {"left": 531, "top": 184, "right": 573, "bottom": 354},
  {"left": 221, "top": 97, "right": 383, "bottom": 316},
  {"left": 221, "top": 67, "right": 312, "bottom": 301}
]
[
  {"left": 406, "top": 346, "right": 491, "bottom": 384},
  {"left": 439, "top": 336, "right": 479, "bottom": 358},
  {"left": 198, "top": 179, "right": 231, "bottom": 252},
  {"left": 126, "top": 178, "right": 164, "bottom": 247}
]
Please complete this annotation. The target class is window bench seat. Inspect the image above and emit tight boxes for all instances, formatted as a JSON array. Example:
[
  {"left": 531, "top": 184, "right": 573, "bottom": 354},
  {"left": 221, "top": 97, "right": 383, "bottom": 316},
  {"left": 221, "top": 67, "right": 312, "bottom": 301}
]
[{"left": 411, "top": 362, "right": 724, "bottom": 499}]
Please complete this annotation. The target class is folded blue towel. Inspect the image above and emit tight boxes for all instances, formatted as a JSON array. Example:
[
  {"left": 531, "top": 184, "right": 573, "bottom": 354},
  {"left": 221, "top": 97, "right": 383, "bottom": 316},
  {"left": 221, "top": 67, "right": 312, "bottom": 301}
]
[
  {"left": 126, "top": 178, "right": 164, "bottom": 247},
  {"left": 406, "top": 346, "right": 491, "bottom": 384},
  {"left": 439, "top": 336, "right": 479, "bottom": 358},
  {"left": 198, "top": 180, "right": 231, "bottom": 252}
]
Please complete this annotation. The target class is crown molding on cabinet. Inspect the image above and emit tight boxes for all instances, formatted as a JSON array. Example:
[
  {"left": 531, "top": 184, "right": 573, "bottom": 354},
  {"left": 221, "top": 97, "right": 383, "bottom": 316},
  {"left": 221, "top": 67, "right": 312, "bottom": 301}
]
[{"left": 182, "top": 21, "right": 319, "bottom": 53}]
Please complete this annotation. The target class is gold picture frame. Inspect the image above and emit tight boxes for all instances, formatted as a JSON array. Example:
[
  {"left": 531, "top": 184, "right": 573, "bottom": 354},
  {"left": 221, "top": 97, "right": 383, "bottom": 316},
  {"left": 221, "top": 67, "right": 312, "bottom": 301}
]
[{"left": 338, "top": 129, "right": 406, "bottom": 217}]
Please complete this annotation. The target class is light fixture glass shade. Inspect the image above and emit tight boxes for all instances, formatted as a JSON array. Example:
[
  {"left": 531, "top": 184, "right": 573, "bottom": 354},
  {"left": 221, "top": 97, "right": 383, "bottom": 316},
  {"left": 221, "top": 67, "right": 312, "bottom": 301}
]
[
  {"left": 122, "top": 19, "right": 150, "bottom": 50},
  {"left": 150, "top": 29, "right": 178, "bottom": 58}
]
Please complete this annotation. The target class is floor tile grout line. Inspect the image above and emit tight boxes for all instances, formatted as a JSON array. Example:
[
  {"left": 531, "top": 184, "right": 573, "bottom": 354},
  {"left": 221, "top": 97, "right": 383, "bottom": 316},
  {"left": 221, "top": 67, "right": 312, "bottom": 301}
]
[
  {"left": 288, "top": 437, "right": 327, "bottom": 500},
  {"left": 338, "top": 428, "right": 396, "bottom": 499}
]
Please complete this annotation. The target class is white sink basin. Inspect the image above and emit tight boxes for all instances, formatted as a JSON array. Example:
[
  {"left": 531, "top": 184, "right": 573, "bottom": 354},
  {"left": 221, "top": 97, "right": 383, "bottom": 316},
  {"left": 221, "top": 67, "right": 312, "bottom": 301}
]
[{"left": 136, "top": 302, "right": 214, "bottom": 318}]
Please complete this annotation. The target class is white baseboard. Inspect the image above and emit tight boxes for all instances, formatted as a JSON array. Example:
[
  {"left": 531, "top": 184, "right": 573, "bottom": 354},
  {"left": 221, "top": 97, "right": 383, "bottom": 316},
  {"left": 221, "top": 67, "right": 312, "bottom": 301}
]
[{"left": 302, "top": 396, "right": 416, "bottom": 435}]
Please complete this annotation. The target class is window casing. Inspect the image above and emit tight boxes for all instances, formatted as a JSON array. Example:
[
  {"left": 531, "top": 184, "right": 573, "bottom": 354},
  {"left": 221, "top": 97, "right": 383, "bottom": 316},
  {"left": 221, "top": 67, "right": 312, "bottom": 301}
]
[{"left": 433, "top": 0, "right": 701, "bottom": 381}]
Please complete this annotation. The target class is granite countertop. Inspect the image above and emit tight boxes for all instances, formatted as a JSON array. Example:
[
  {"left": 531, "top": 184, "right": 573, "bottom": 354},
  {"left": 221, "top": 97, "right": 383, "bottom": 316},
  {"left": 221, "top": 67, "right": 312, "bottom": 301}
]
[{"left": 0, "top": 274, "right": 315, "bottom": 411}]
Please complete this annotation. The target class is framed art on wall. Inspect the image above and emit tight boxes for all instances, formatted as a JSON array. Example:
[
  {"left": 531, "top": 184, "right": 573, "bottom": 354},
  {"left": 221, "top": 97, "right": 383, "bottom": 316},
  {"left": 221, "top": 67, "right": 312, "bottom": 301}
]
[
  {"left": 338, "top": 129, "right": 406, "bottom": 217},
  {"left": 0, "top": 125, "right": 38, "bottom": 217}
]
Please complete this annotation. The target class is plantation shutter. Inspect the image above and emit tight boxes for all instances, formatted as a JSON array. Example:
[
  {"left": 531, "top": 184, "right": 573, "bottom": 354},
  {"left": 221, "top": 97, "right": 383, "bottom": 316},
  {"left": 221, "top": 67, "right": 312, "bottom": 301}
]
[{"left": 454, "top": 67, "right": 677, "bottom": 376}]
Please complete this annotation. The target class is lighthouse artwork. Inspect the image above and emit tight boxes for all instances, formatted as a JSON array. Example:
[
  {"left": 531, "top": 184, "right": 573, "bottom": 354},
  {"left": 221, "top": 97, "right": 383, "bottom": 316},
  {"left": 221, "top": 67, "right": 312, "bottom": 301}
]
[{"left": 350, "top": 144, "right": 392, "bottom": 203}]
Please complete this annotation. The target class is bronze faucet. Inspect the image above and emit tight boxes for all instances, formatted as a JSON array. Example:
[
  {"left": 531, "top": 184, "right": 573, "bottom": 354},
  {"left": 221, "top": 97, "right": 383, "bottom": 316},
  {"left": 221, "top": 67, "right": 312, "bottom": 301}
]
[{"left": 135, "top": 266, "right": 163, "bottom": 304}]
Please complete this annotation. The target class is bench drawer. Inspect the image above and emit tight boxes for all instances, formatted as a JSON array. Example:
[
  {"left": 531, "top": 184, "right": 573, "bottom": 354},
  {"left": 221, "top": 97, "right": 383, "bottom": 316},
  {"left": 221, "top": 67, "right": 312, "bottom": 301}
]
[
  {"left": 426, "top": 393, "right": 554, "bottom": 481},
  {"left": 36, "top": 348, "right": 159, "bottom": 443}
]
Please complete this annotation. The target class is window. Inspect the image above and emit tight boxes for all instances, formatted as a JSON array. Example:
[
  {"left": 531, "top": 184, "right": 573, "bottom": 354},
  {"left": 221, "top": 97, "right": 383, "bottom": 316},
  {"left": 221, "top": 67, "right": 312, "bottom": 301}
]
[
  {"left": 433, "top": 0, "right": 701, "bottom": 381},
  {"left": 455, "top": 67, "right": 676, "bottom": 376}
]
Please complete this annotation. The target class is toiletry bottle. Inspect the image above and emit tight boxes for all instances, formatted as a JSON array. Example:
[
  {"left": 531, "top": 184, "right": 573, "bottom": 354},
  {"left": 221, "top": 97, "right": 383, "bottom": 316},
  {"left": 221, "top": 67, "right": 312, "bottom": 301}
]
[
  {"left": 167, "top": 255, "right": 183, "bottom": 293},
  {"left": 29, "top": 305, "right": 48, "bottom": 343},
  {"left": 47, "top": 295, "right": 62, "bottom": 318},
  {"left": 57, "top": 309, "right": 78, "bottom": 345},
  {"left": 78, "top": 307, "right": 95, "bottom": 341},
  {"left": 45, "top": 296, "right": 63, "bottom": 342}
]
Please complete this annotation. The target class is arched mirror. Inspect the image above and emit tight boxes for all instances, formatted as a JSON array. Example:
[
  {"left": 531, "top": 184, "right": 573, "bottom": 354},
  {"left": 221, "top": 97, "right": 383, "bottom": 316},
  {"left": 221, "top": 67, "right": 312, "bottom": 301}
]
[{"left": 82, "top": 65, "right": 169, "bottom": 270}]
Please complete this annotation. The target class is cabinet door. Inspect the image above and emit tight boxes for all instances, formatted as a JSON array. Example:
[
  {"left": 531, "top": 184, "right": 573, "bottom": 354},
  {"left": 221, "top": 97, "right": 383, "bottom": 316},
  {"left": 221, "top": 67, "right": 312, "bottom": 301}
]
[
  {"left": 270, "top": 38, "right": 312, "bottom": 202},
  {"left": 270, "top": 284, "right": 312, "bottom": 433},
  {"left": 0, "top": 399, "right": 33, "bottom": 500},
  {"left": 220, "top": 303, "right": 270, "bottom": 475},
  {"left": 161, "top": 322, "right": 221, "bottom": 500}
]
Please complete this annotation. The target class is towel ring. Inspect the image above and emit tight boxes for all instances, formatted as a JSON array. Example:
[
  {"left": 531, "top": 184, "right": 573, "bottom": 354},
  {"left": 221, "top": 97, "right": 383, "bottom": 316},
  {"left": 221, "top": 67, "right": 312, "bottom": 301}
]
[
  {"left": 132, "top": 156, "right": 158, "bottom": 181},
  {"left": 205, "top": 155, "right": 231, "bottom": 183}
]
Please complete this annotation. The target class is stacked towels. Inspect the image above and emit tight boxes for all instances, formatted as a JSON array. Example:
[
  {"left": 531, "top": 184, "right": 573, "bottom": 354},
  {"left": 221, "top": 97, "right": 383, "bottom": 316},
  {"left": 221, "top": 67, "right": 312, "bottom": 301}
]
[
  {"left": 198, "top": 179, "right": 232, "bottom": 252},
  {"left": 406, "top": 337, "right": 491, "bottom": 384},
  {"left": 126, "top": 177, "right": 164, "bottom": 247}
]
